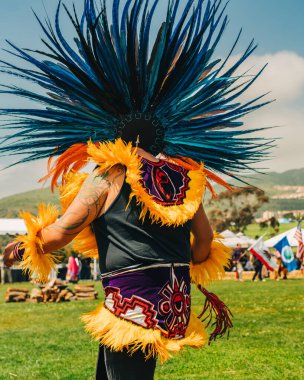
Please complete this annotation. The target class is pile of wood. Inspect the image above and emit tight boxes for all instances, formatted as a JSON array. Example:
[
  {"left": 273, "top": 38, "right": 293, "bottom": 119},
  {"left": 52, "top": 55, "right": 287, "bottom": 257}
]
[
  {"left": 74, "top": 284, "right": 98, "bottom": 301},
  {"left": 5, "top": 288, "right": 29, "bottom": 302},
  {"left": 5, "top": 280, "right": 98, "bottom": 303},
  {"left": 39, "top": 279, "right": 76, "bottom": 303}
]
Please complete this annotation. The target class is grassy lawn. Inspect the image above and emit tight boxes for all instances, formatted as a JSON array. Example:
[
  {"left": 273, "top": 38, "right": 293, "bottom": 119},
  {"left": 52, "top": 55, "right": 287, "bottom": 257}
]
[
  {"left": 0, "top": 279, "right": 303, "bottom": 380},
  {"left": 245, "top": 222, "right": 297, "bottom": 239}
]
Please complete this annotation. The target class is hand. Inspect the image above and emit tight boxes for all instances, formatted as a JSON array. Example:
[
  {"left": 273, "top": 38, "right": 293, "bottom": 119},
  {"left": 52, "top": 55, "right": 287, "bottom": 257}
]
[{"left": 3, "top": 242, "right": 17, "bottom": 267}]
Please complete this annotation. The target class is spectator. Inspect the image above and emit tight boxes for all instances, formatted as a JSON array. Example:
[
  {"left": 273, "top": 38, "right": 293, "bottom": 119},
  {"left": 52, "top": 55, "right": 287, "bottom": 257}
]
[
  {"left": 66, "top": 253, "right": 80, "bottom": 283},
  {"left": 244, "top": 256, "right": 254, "bottom": 271},
  {"left": 75, "top": 255, "right": 82, "bottom": 281},
  {"left": 232, "top": 244, "right": 246, "bottom": 282},
  {"left": 252, "top": 256, "right": 264, "bottom": 281},
  {"left": 0, "top": 254, "right": 13, "bottom": 284}
]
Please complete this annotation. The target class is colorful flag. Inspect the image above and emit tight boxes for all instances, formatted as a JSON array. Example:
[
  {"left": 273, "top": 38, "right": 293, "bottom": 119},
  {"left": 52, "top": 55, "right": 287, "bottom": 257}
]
[
  {"left": 249, "top": 237, "right": 278, "bottom": 271},
  {"left": 294, "top": 223, "right": 304, "bottom": 261},
  {"left": 274, "top": 236, "right": 298, "bottom": 272}
]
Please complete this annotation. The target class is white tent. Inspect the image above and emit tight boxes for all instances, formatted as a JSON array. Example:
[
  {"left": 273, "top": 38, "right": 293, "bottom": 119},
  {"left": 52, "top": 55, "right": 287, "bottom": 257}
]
[
  {"left": 235, "top": 232, "right": 256, "bottom": 246},
  {"left": 265, "top": 227, "right": 304, "bottom": 248},
  {"left": 220, "top": 229, "right": 236, "bottom": 238},
  {"left": 220, "top": 230, "right": 256, "bottom": 248},
  {"left": 0, "top": 219, "right": 26, "bottom": 235}
]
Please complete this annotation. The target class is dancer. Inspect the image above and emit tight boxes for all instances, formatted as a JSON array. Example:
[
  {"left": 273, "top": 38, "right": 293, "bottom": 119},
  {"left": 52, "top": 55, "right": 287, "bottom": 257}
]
[{"left": 2, "top": 0, "right": 272, "bottom": 378}]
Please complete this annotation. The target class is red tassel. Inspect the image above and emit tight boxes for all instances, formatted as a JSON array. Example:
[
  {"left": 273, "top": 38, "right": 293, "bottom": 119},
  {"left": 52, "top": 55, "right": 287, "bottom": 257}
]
[{"left": 197, "top": 285, "right": 233, "bottom": 343}]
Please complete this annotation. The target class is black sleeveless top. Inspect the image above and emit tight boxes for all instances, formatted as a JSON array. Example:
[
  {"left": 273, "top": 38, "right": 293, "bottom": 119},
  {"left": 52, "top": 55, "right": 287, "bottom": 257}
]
[{"left": 92, "top": 180, "right": 192, "bottom": 274}]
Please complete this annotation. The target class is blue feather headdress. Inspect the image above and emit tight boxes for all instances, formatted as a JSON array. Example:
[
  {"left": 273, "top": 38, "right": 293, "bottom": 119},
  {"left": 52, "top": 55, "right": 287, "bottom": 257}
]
[{"left": 0, "top": 0, "right": 273, "bottom": 181}]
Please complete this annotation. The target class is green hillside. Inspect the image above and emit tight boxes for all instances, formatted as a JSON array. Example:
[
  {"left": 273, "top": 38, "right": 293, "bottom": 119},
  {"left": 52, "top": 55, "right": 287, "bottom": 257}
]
[
  {"left": 0, "top": 168, "right": 303, "bottom": 218},
  {"left": 0, "top": 188, "right": 60, "bottom": 217},
  {"left": 251, "top": 168, "right": 304, "bottom": 214},
  {"left": 251, "top": 167, "right": 304, "bottom": 187}
]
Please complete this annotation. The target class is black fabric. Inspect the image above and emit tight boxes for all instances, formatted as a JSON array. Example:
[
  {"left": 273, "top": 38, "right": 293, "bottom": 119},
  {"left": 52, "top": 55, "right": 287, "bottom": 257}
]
[
  {"left": 92, "top": 181, "right": 192, "bottom": 274},
  {"left": 117, "top": 114, "right": 164, "bottom": 156},
  {"left": 95, "top": 345, "right": 156, "bottom": 380},
  {"left": 252, "top": 262, "right": 263, "bottom": 281}
]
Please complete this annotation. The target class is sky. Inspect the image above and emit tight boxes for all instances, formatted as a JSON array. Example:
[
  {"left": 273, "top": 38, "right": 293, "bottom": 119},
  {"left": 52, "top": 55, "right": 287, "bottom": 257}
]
[{"left": 0, "top": 0, "right": 304, "bottom": 198}]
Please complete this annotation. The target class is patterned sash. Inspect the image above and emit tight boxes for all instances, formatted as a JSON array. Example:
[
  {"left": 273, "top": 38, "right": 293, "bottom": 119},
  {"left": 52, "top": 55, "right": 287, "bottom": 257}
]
[{"left": 102, "top": 263, "right": 191, "bottom": 339}]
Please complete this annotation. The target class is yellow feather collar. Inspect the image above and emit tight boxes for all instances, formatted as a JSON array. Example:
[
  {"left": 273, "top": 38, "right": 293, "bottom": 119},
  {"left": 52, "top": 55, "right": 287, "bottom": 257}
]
[{"left": 87, "top": 138, "right": 207, "bottom": 226}]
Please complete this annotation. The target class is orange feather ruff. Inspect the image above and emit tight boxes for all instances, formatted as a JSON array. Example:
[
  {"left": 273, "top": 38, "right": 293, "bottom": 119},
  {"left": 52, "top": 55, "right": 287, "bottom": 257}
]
[{"left": 39, "top": 143, "right": 91, "bottom": 191}]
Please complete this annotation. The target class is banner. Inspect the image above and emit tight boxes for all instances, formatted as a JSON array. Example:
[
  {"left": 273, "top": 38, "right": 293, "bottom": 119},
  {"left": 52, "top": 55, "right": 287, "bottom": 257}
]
[
  {"left": 274, "top": 236, "right": 298, "bottom": 272},
  {"left": 249, "top": 236, "right": 278, "bottom": 271}
]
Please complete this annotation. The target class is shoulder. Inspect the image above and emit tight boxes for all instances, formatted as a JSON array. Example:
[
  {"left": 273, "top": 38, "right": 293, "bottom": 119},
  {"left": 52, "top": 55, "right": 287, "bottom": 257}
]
[{"left": 83, "top": 164, "right": 125, "bottom": 190}]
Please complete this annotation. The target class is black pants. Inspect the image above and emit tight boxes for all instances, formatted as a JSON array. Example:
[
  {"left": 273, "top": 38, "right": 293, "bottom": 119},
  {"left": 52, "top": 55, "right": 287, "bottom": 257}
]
[
  {"left": 252, "top": 264, "right": 263, "bottom": 281},
  {"left": 96, "top": 345, "right": 157, "bottom": 380}
]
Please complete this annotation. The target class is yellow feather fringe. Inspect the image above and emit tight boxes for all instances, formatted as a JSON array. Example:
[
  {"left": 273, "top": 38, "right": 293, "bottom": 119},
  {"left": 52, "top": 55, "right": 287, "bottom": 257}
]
[
  {"left": 59, "top": 171, "right": 99, "bottom": 259},
  {"left": 17, "top": 203, "right": 59, "bottom": 283},
  {"left": 87, "top": 139, "right": 207, "bottom": 227},
  {"left": 59, "top": 171, "right": 88, "bottom": 213},
  {"left": 82, "top": 304, "right": 208, "bottom": 363},
  {"left": 190, "top": 233, "right": 232, "bottom": 287},
  {"left": 72, "top": 226, "right": 99, "bottom": 259}
]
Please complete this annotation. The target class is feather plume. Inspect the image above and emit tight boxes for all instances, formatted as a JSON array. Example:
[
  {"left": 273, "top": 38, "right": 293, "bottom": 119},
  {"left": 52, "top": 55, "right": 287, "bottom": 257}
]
[{"left": 0, "top": 0, "right": 273, "bottom": 183}]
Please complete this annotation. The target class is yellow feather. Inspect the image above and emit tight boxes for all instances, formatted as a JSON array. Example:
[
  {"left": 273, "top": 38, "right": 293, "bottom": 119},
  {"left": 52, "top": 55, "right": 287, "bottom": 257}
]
[
  {"left": 17, "top": 204, "right": 59, "bottom": 283},
  {"left": 87, "top": 138, "right": 207, "bottom": 227},
  {"left": 72, "top": 226, "right": 99, "bottom": 259},
  {"left": 82, "top": 304, "right": 208, "bottom": 363},
  {"left": 190, "top": 233, "right": 232, "bottom": 287},
  {"left": 60, "top": 171, "right": 88, "bottom": 212}
]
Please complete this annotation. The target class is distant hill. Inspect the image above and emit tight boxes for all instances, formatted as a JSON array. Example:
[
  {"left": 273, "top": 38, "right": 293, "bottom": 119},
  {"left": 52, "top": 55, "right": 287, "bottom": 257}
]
[
  {"left": 250, "top": 168, "right": 304, "bottom": 188},
  {"left": 0, "top": 188, "right": 59, "bottom": 218},
  {"left": 206, "top": 168, "right": 304, "bottom": 215},
  {"left": 249, "top": 168, "right": 304, "bottom": 214},
  {"left": 0, "top": 168, "right": 303, "bottom": 218}
]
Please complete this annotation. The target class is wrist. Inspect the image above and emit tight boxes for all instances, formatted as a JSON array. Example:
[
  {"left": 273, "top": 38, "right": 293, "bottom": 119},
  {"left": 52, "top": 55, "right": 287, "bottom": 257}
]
[{"left": 12, "top": 242, "right": 25, "bottom": 261}]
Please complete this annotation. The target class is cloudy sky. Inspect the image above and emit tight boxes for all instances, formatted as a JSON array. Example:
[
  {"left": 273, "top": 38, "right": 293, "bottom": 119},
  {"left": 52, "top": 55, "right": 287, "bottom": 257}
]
[{"left": 0, "top": 0, "right": 303, "bottom": 198}]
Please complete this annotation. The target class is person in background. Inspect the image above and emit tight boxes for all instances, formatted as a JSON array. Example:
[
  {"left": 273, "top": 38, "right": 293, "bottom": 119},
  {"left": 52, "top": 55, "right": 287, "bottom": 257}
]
[
  {"left": 300, "top": 258, "right": 304, "bottom": 276},
  {"left": 0, "top": 254, "right": 13, "bottom": 284},
  {"left": 232, "top": 244, "right": 246, "bottom": 282},
  {"left": 274, "top": 249, "right": 282, "bottom": 281},
  {"left": 75, "top": 255, "right": 82, "bottom": 281},
  {"left": 66, "top": 253, "right": 79, "bottom": 284},
  {"left": 252, "top": 256, "right": 264, "bottom": 281},
  {"left": 244, "top": 255, "right": 254, "bottom": 271},
  {"left": 274, "top": 249, "right": 288, "bottom": 280}
]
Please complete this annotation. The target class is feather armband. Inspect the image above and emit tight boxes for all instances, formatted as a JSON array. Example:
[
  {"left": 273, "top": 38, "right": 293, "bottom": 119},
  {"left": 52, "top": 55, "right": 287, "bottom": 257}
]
[
  {"left": 190, "top": 233, "right": 231, "bottom": 287},
  {"left": 16, "top": 204, "right": 59, "bottom": 283}
]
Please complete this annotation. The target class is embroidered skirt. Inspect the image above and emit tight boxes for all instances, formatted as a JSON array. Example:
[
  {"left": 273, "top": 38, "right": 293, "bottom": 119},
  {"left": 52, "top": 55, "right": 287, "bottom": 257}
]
[
  {"left": 82, "top": 263, "right": 208, "bottom": 362},
  {"left": 102, "top": 263, "right": 191, "bottom": 339}
]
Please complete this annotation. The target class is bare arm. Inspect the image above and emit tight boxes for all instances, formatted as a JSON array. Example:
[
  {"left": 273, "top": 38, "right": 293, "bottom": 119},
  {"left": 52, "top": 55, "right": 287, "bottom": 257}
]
[
  {"left": 3, "top": 165, "right": 125, "bottom": 266},
  {"left": 40, "top": 168, "right": 111, "bottom": 253},
  {"left": 191, "top": 204, "right": 214, "bottom": 264}
]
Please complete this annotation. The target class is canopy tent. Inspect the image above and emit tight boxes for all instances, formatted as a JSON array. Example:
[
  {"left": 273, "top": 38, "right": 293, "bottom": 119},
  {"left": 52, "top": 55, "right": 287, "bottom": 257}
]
[
  {"left": 220, "top": 230, "right": 236, "bottom": 238},
  {"left": 265, "top": 227, "right": 304, "bottom": 248},
  {"left": 220, "top": 230, "right": 256, "bottom": 248},
  {"left": 0, "top": 219, "right": 26, "bottom": 235},
  {"left": 235, "top": 232, "right": 256, "bottom": 246}
]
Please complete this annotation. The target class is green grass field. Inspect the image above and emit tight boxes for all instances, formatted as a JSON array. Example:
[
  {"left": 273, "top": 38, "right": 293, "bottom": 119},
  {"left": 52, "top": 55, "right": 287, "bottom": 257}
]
[
  {"left": 245, "top": 222, "right": 297, "bottom": 239},
  {"left": 0, "top": 279, "right": 303, "bottom": 380}
]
